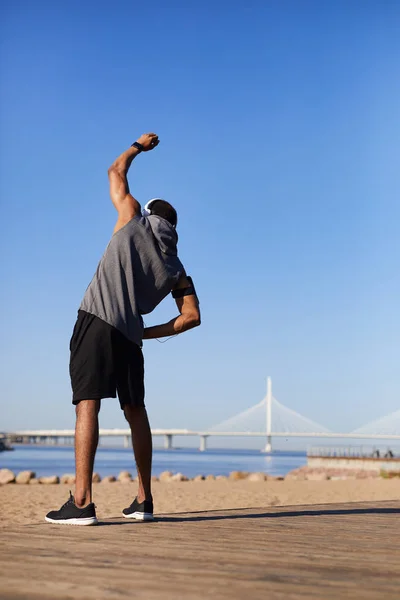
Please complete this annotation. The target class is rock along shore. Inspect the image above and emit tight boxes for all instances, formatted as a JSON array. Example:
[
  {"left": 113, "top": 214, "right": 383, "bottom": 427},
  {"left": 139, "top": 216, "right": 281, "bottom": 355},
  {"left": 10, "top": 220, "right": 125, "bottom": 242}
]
[{"left": 1, "top": 466, "right": 398, "bottom": 485}]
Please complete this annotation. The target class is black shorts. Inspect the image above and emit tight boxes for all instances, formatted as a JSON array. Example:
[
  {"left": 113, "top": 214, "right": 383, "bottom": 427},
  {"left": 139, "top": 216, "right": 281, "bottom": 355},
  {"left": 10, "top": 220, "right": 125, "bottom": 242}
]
[{"left": 69, "top": 310, "right": 145, "bottom": 409}]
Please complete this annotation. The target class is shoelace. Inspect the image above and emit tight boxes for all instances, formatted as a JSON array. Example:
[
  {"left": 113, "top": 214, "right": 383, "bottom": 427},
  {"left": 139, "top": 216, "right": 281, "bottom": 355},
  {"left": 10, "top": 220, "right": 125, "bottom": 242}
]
[
  {"left": 61, "top": 491, "right": 96, "bottom": 510},
  {"left": 60, "top": 491, "right": 75, "bottom": 510}
]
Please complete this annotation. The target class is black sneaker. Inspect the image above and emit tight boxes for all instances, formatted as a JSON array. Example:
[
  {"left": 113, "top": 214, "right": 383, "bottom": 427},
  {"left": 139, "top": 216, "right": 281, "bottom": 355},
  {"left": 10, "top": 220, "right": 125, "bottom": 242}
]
[
  {"left": 122, "top": 497, "right": 154, "bottom": 521},
  {"left": 45, "top": 492, "right": 98, "bottom": 526}
]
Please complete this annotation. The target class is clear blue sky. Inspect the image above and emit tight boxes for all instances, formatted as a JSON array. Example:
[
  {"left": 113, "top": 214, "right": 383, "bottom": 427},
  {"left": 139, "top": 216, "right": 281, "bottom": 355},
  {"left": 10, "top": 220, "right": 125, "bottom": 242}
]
[{"left": 0, "top": 1, "right": 399, "bottom": 436}]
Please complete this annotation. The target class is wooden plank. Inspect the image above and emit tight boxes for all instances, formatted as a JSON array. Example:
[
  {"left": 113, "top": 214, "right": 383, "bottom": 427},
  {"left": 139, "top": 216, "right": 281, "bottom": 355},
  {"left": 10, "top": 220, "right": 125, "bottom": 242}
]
[{"left": 0, "top": 501, "right": 399, "bottom": 600}]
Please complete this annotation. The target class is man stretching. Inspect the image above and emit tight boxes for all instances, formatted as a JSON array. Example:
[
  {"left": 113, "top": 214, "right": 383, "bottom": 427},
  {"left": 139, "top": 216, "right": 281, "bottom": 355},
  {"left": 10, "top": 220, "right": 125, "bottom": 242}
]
[{"left": 46, "top": 133, "right": 200, "bottom": 525}]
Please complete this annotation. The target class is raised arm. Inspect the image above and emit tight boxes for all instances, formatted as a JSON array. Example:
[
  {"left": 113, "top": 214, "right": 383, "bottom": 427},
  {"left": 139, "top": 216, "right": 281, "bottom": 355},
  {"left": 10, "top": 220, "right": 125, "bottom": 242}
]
[
  {"left": 107, "top": 133, "right": 159, "bottom": 234},
  {"left": 142, "top": 274, "right": 201, "bottom": 340}
]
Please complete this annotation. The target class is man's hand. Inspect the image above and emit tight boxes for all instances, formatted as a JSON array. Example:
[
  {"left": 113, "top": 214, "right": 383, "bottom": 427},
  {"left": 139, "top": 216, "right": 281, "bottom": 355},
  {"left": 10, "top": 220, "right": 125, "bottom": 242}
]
[{"left": 136, "top": 133, "right": 159, "bottom": 152}]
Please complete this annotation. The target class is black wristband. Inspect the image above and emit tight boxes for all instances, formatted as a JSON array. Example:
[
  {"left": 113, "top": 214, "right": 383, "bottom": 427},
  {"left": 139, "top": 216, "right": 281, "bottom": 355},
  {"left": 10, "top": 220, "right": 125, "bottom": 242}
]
[{"left": 131, "top": 141, "right": 144, "bottom": 152}]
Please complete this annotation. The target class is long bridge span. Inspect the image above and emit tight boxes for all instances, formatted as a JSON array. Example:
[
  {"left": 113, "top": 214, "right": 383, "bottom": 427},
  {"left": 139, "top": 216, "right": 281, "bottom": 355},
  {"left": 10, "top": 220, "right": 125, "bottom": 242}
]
[{"left": 4, "top": 429, "right": 400, "bottom": 452}]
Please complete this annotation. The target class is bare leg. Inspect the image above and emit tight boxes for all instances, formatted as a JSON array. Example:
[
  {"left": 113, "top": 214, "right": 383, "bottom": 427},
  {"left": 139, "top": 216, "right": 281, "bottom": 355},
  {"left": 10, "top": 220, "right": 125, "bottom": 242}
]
[
  {"left": 74, "top": 399, "right": 101, "bottom": 507},
  {"left": 123, "top": 405, "right": 152, "bottom": 503}
]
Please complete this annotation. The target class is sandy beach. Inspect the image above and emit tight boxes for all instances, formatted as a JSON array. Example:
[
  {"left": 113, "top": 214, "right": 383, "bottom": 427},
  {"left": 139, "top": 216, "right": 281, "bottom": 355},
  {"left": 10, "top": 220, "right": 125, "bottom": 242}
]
[{"left": 1, "top": 478, "right": 400, "bottom": 526}]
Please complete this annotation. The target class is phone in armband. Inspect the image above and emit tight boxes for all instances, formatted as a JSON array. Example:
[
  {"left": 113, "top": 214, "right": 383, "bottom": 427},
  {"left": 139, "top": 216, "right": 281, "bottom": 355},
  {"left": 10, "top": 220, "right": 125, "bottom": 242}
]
[{"left": 172, "top": 275, "right": 199, "bottom": 303}]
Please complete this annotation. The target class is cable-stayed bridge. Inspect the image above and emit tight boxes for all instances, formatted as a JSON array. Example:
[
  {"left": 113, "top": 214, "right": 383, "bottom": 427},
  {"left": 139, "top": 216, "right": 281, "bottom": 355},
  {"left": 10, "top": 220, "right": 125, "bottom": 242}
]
[
  {"left": 208, "top": 378, "right": 330, "bottom": 452},
  {"left": 207, "top": 377, "right": 400, "bottom": 451},
  {"left": 4, "top": 377, "right": 400, "bottom": 451},
  {"left": 351, "top": 409, "right": 400, "bottom": 436}
]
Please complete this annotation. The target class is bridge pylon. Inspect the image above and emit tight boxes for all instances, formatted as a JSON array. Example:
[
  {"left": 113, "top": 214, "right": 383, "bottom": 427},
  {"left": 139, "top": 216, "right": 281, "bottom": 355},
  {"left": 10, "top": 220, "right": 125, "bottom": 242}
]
[{"left": 262, "top": 376, "right": 273, "bottom": 453}]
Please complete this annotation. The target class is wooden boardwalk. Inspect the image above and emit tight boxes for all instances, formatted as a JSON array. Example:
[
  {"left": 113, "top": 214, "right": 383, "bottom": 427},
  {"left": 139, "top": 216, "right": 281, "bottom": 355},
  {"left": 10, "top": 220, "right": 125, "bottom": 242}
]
[{"left": 0, "top": 501, "right": 399, "bottom": 600}]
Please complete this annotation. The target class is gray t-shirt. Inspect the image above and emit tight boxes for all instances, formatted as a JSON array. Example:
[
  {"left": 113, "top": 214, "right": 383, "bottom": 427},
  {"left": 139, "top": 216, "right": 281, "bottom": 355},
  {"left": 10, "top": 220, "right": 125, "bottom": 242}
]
[{"left": 80, "top": 215, "right": 184, "bottom": 346}]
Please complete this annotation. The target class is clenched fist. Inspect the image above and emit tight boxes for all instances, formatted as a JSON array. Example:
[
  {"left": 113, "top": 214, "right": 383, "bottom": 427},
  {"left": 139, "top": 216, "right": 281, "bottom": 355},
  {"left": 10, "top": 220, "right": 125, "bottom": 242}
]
[{"left": 136, "top": 133, "right": 160, "bottom": 151}]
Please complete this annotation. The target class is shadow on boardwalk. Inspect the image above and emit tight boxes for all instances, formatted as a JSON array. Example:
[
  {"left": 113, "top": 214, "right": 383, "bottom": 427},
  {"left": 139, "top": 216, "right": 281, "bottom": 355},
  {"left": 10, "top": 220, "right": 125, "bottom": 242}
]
[{"left": 96, "top": 503, "right": 400, "bottom": 526}]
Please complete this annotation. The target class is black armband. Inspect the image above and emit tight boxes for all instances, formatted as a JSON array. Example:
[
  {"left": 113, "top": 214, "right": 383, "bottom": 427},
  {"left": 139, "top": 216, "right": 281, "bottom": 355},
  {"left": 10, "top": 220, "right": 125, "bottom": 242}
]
[{"left": 172, "top": 276, "right": 199, "bottom": 301}]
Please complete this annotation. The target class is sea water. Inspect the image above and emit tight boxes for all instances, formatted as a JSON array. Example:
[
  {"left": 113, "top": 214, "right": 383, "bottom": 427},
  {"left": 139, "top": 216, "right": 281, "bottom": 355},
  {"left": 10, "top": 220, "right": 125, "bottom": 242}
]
[{"left": 1, "top": 445, "right": 306, "bottom": 478}]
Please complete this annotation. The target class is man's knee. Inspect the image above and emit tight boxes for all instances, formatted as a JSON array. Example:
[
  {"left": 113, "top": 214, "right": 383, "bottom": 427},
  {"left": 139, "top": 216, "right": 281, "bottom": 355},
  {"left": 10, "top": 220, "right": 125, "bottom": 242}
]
[
  {"left": 123, "top": 404, "right": 146, "bottom": 425},
  {"left": 75, "top": 399, "right": 101, "bottom": 418}
]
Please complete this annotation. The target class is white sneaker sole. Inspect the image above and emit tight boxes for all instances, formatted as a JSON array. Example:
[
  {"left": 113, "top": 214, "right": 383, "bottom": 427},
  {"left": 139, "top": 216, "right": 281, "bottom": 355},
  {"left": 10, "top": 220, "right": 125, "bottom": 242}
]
[
  {"left": 45, "top": 516, "right": 98, "bottom": 526},
  {"left": 122, "top": 511, "right": 154, "bottom": 521}
]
